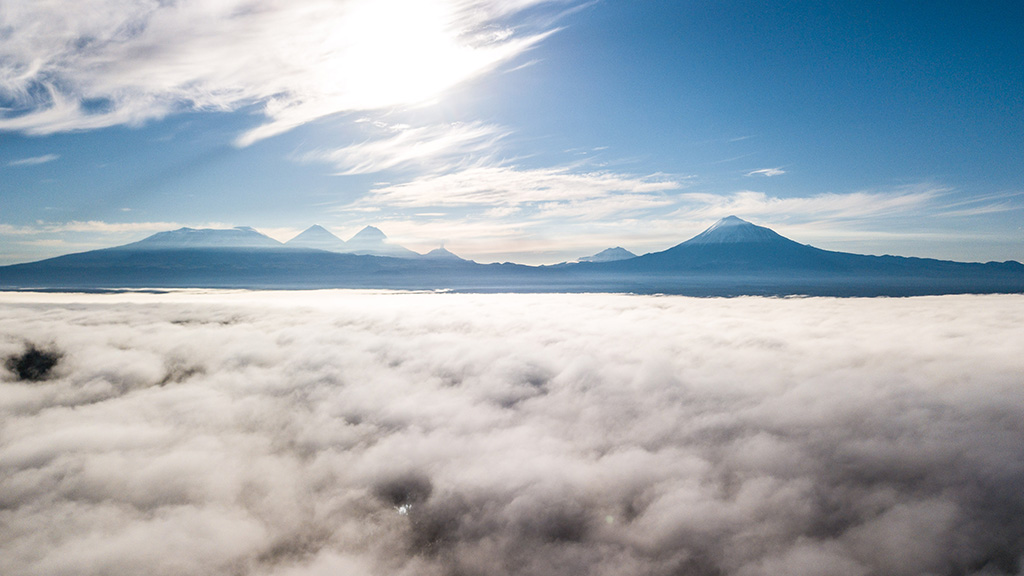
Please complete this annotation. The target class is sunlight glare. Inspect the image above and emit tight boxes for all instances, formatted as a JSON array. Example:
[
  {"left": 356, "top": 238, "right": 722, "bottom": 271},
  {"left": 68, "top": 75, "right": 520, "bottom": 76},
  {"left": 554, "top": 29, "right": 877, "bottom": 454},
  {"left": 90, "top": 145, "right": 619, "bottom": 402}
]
[{"left": 322, "top": 0, "right": 510, "bottom": 109}]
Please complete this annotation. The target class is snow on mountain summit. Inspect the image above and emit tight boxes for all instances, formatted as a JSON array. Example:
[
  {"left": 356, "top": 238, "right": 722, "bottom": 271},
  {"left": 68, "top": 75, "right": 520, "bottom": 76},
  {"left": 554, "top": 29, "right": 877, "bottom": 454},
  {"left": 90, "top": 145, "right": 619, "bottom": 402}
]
[{"left": 684, "top": 216, "right": 788, "bottom": 245}]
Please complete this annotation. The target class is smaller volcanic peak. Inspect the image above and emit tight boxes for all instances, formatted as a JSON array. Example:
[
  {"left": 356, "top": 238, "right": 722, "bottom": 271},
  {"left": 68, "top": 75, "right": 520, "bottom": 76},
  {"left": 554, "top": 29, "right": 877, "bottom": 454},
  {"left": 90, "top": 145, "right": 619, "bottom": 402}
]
[
  {"left": 683, "top": 216, "right": 789, "bottom": 245},
  {"left": 348, "top": 226, "right": 387, "bottom": 242},
  {"left": 423, "top": 246, "right": 466, "bottom": 261},
  {"left": 126, "top": 226, "right": 282, "bottom": 249},
  {"left": 286, "top": 225, "right": 346, "bottom": 251},
  {"left": 344, "top": 226, "right": 420, "bottom": 258},
  {"left": 578, "top": 246, "right": 636, "bottom": 263}
]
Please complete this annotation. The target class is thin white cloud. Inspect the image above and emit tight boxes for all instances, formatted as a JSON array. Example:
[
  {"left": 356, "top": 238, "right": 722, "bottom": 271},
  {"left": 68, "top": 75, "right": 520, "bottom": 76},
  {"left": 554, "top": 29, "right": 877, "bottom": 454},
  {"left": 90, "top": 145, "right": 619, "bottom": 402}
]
[
  {"left": 0, "top": 221, "right": 199, "bottom": 235},
  {"left": 6, "top": 154, "right": 59, "bottom": 167},
  {"left": 300, "top": 121, "right": 508, "bottom": 175},
  {"left": 329, "top": 174, "right": 1021, "bottom": 263},
  {"left": 1, "top": 291, "right": 1023, "bottom": 576},
  {"left": 676, "top": 186, "right": 945, "bottom": 222},
  {"left": 746, "top": 167, "right": 785, "bottom": 177},
  {"left": 364, "top": 165, "right": 682, "bottom": 207},
  {"left": 0, "top": 0, "right": 565, "bottom": 145},
  {"left": 345, "top": 165, "right": 683, "bottom": 260}
]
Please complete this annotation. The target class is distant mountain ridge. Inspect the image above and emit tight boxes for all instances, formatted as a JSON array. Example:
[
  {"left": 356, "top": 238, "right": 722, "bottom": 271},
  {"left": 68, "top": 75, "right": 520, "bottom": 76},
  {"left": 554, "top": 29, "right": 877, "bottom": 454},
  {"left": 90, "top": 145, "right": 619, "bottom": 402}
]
[
  {"left": 124, "top": 226, "right": 283, "bottom": 249},
  {"left": 136, "top": 224, "right": 427, "bottom": 259},
  {"left": 2, "top": 216, "right": 1022, "bottom": 296}
]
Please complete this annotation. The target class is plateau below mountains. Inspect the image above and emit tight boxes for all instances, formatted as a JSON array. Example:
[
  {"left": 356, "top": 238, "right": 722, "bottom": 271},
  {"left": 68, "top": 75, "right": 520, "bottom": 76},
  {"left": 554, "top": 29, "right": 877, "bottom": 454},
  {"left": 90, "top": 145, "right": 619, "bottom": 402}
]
[{"left": 2, "top": 217, "right": 1023, "bottom": 296}]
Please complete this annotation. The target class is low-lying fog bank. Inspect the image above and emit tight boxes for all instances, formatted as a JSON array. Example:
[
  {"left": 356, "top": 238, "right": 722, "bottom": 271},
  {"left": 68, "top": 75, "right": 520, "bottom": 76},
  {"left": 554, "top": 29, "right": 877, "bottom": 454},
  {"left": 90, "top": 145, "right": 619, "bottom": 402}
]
[{"left": 2, "top": 291, "right": 1023, "bottom": 576}]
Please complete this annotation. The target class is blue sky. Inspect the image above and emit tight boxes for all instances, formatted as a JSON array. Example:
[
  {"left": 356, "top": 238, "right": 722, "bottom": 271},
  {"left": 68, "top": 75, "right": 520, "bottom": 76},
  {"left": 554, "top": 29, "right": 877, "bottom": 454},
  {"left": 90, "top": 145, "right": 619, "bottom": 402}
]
[{"left": 1, "top": 0, "right": 1021, "bottom": 265}]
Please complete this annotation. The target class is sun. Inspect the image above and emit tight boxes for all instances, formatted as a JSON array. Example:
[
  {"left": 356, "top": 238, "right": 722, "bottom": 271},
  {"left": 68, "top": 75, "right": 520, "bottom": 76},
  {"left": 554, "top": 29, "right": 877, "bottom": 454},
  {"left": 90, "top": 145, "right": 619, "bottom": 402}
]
[
  {"left": 318, "top": 0, "right": 514, "bottom": 110},
  {"left": 235, "top": 0, "right": 546, "bottom": 145}
]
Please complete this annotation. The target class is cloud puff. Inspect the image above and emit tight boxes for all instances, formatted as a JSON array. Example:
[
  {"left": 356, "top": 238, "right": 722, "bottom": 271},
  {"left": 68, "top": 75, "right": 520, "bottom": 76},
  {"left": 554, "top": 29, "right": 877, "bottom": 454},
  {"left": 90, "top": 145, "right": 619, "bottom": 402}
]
[
  {"left": 0, "top": 0, "right": 562, "bottom": 144},
  {"left": 2, "top": 291, "right": 1024, "bottom": 576}
]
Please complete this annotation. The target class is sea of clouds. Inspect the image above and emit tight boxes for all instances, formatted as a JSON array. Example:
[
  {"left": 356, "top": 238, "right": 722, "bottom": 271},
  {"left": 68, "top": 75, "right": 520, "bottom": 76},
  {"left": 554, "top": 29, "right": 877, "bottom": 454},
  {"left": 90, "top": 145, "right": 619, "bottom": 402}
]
[{"left": 2, "top": 291, "right": 1023, "bottom": 576}]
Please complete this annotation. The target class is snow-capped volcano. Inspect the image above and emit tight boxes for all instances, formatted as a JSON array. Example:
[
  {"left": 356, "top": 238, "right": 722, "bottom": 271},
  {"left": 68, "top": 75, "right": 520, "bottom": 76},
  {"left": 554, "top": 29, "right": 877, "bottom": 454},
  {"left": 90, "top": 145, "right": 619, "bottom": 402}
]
[
  {"left": 608, "top": 215, "right": 827, "bottom": 273},
  {"left": 683, "top": 216, "right": 790, "bottom": 245}
]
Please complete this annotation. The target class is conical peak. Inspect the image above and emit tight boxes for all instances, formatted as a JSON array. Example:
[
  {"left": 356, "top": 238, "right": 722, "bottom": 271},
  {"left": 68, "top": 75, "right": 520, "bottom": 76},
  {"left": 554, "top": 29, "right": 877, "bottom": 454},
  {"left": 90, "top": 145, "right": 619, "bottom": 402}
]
[
  {"left": 714, "top": 215, "right": 748, "bottom": 226},
  {"left": 424, "top": 246, "right": 462, "bottom": 260},
  {"left": 685, "top": 216, "right": 786, "bottom": 245},
  {"left": 286, "top": 224, "right": 345, "bottom": 247},
  {"left": 350, "top": 226, "right": 387, "bottom": 241},
  {"left": 578, "top": 246, "right": 637, "bottom": 263},
  {"left": 294, "top": 224, "right": 338, "bottom": 238},
  {"left": 702, "top": 216, "right": 756, "bottom": 234}
]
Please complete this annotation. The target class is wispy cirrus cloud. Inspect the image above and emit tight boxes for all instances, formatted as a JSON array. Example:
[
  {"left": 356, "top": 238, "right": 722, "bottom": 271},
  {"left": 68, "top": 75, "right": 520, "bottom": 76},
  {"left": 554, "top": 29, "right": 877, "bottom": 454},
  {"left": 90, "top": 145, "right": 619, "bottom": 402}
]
[
  {"left": 6, "top": 154, "right": 59, "bottom": 167},
  {"left": 341, "top": 172, "right": 1022, "bottom": 263},
  {"left": 364, "top": 165, "right": 682, "bottom": 208},
  {"left": 323, "top": 164, "right": 686, "bottom": 261},
  {"left": 0, "top": 220, "right": 201, "bottom": 236},
  {"left": 299, "top": 121, "right": 508, "bottom": 175},
  {"left": 746, "top": 167, "right": 785, "bottom": 177},
  {"left": 0, "top": 0, "right": 567, "bottom": 145},
  {"left": 676, "top": 186, "right": 944, "bottom": 222}
]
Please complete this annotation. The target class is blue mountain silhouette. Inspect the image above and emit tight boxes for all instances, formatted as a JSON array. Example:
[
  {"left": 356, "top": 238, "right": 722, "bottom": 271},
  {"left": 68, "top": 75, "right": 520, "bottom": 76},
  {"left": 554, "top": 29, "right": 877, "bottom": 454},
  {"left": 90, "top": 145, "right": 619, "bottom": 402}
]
[{"left": 3, "top": 217, "right": 1022, "bottom": 296}]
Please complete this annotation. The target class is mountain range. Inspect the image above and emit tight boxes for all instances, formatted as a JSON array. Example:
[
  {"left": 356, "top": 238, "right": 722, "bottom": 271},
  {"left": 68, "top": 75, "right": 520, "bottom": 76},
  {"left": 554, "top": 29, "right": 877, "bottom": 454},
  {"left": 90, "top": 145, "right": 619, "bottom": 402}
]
[{"left": 2, "top": 217, "right": 1022, "bottom": 296}]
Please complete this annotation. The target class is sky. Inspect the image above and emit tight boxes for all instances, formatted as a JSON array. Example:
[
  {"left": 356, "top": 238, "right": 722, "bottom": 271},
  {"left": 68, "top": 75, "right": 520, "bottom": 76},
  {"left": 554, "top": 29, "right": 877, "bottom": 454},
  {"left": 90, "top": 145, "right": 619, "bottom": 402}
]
[
  {"left": 1, "top": 0, "right": 1022, "bottom": 265},
  {"left": 3, "top": 291, "right": 1024, "bottom": 575}
]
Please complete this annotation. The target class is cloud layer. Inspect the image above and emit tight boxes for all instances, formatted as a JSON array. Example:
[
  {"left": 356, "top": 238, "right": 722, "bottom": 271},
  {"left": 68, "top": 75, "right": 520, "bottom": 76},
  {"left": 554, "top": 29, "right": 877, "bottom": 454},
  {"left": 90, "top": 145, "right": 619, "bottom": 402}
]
[
  {"left": 2, "top": 291, "right": 1024, "bottom": 576},
  {"left": 0, "top": 0, "right": 559, "bottom": 144}
]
